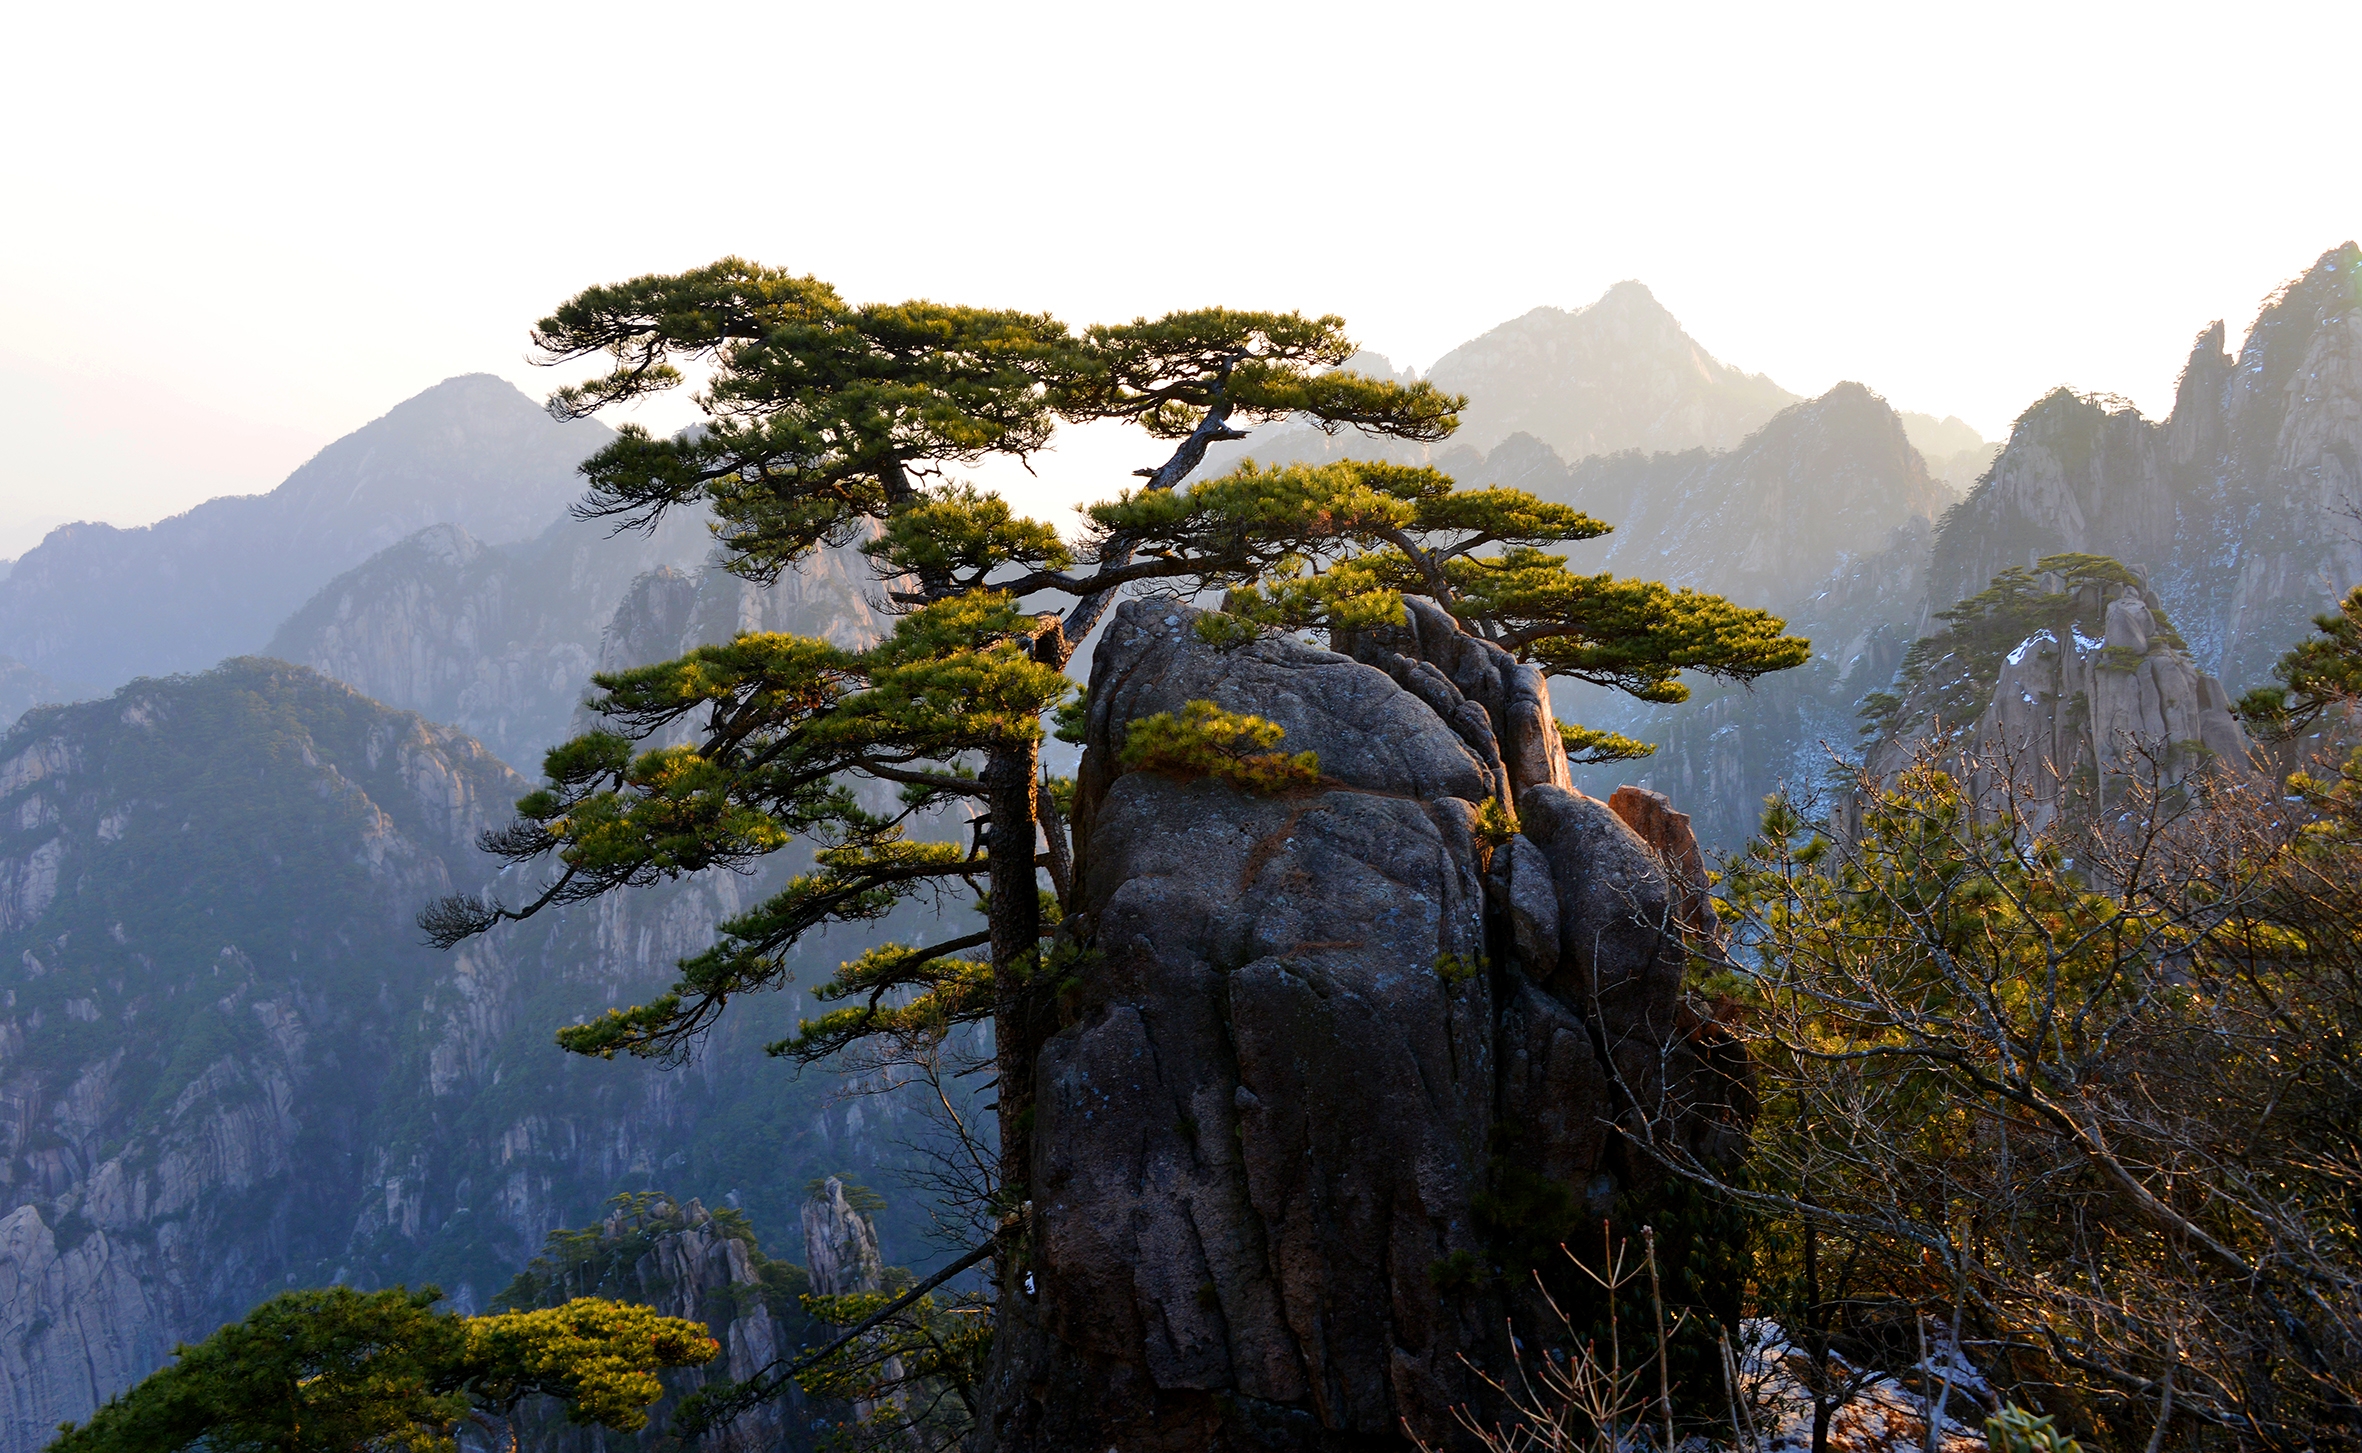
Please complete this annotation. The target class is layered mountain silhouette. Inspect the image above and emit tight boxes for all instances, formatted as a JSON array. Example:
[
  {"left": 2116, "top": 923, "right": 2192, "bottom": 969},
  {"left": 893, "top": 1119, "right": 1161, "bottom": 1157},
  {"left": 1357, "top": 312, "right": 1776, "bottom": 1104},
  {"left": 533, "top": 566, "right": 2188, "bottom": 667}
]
[
  {"left": 0, "top": 374, "right": 611, "bottom": 691},
  {"left": 1427, "top": 280, "right": 1800, "bottom": 458},
  {"left": 1578, "top": 242, "right": 2362, "bottom": 850}
]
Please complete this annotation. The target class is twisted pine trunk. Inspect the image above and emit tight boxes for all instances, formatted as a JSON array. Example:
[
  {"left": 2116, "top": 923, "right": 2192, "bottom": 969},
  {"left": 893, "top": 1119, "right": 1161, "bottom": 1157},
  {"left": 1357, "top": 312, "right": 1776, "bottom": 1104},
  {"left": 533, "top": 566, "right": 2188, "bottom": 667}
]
[{"left": 984, "top": 738, "right": 1044, "bottom": 1208}]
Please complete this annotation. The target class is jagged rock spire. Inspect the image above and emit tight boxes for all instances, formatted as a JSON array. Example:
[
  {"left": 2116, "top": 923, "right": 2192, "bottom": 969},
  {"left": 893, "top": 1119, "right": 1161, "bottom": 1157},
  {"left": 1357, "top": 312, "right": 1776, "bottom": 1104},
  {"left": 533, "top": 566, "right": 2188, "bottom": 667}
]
[{"left": 801, "top": 1176, "right": 887, "bottom": 1299}]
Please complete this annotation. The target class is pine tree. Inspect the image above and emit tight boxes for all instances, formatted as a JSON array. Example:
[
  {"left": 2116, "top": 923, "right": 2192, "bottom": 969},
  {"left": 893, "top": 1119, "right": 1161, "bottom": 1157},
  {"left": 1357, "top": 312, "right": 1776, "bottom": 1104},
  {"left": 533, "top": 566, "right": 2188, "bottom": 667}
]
[
  {"left": 421, "top": 257, "right": 1808, "bottom": 1242},
  {"left": 47, "top": 1285, "right": 714, "bottom": 1452}
]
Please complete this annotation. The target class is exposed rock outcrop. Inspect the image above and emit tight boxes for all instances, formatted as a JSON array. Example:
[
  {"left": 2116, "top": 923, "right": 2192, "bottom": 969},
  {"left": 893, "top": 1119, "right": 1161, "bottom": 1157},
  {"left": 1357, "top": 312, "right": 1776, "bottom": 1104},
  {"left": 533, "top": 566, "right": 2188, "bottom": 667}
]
[
  {"left": 485, "top": 1193, "right": 796, "bottom": 1453},
  {"left": 982, "top": 600, "right": 1744, "bottom": 1451},
  {"left": 263, "top": 515, "right": 699, "bottom": 772},
  {"left": 1886, "top": 571, "right": 2255, "bottom": 829},
  {"left": 0, "top": 662, "right": 945, "bottom": 1452},
  {"left": 800, "top": 1177, "right": 910, "bottom": 1437},
  {"left": 802, "top": 1176, "right": 887, "bottom": 1299}
]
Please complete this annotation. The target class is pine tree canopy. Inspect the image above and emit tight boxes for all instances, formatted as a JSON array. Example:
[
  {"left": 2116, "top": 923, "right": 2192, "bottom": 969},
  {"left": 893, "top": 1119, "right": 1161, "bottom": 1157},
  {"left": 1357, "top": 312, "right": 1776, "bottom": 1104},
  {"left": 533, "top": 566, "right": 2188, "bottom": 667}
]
[
  {"left": 425, "top": 257, "right": 1808, "bottom": 1114},
  {"left": 2238, "top": 583, "right": 2362, "bottom": 739},
  {"left": 46, "top": 1285, "right": 714, "bottom": 1452}
]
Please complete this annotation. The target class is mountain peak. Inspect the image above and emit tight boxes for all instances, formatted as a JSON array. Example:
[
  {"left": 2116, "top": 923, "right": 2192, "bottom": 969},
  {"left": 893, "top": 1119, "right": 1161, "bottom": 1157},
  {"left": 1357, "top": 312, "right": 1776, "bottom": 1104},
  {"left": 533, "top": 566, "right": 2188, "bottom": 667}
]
[
  {"left": 1427, "top": 284, "right": 1797, "bottom": 460},
  {"left": 1591, "top": 278, "right": 1670, "bottom": 316},
  {"left": 0, "top": 375, "right": 614, "bottom": 691}
]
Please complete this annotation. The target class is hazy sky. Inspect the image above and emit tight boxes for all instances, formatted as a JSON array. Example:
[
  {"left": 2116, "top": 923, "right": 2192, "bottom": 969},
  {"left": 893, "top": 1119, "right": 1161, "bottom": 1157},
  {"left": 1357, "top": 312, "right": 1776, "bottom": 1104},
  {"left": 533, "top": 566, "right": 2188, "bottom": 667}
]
[{"left": 3, "top": 2, "right": 2355, "bottom": 559}]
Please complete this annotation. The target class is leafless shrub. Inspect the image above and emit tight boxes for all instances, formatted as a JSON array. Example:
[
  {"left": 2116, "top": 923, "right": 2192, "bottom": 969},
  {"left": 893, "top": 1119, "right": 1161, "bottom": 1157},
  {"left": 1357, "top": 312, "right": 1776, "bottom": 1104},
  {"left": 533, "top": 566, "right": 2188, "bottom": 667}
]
[{"left": 1619, "top": 732, "right": 2362, "bottom": 1450}]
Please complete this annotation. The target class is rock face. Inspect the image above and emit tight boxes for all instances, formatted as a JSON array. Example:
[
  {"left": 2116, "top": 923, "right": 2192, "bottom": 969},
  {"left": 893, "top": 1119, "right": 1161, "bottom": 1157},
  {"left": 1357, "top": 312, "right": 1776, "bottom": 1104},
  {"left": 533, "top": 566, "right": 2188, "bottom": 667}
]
[
  {"left": 0, "top": 375, "right": 612, "bottom": 692},
  {"left": 1872, "top": 571, "right": 2255, "bottom": 829},
  {"left": 1930, "top": 243, "right": 2362, "bottom": 691},
  {"left": 0, "top": 660, "right": 516, "bottom": 1442},
  {"left": 980, "top": 599, "right": 1744, "bottom": 1451},
  {"left": 263, "top": 515, "right": 699, "bottom": 772},
  {"left": 800, "top": 1177, "right": 911, "bottom": 1436},
  {"left": 802, "top": 1177, "right": 888, "bottom": 1299},
  {"left": 0, "top": 662, "right": 946, "bottom": 1452},
  {"left": 268, "top": 504, "right": 884, "bottom": 773},
  {"left": 489, "top": 1194, "right": 799, "bottom": 1453}
]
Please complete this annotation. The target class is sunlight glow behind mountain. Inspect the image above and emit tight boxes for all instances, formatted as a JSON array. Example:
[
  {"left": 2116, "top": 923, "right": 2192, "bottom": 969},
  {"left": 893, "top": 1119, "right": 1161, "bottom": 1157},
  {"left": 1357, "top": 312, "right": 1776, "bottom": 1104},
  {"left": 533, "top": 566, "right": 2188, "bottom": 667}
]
[{"left": 1, "top": 0, "right": 2354, "bottom": 557}]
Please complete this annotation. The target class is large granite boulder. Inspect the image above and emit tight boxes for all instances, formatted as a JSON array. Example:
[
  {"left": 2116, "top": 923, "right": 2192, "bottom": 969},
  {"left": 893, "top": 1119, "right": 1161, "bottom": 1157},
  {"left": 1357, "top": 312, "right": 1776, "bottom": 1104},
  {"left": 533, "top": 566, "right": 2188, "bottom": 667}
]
[
  {"left": 1956, "top": 574, "right": 2255, "bottom": 830},
  {"left": 979, "top": 601, "right": 1746, "bottom": 1451}
]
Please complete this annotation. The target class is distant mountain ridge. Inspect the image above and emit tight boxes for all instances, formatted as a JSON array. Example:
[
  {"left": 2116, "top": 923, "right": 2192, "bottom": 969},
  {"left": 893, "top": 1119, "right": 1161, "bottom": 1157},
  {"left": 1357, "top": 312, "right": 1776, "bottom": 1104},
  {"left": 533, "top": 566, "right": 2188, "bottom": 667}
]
[
  {"left": 1534, "top": 383, "right": 1955, "bottom": 849},
  {"left": 0, "top": 374, "right": 611, "bottom": 691},
  {"left": 1426, "top": 281, "right": 1802, "bottom": 459},
  {"left": 1584, "top": 242, "right": 2362, "bottom": 852},
  {"left": 261, "top": 511, "right": 714, "bottom": 772},
  {"left": 1555, "top": 380, "right": 1951, "bottom": 611}
]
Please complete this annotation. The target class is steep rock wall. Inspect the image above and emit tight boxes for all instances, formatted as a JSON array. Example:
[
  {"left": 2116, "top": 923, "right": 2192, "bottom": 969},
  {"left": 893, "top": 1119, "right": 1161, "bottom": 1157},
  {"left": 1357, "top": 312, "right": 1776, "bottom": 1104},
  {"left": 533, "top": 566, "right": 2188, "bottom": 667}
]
[
  {"left": 1930, "top": 243, "right": 2362, "bottom": 690},
  {"left": 1959, "top": 582, "right": 2248, "bottom": 828},
  {"left": 980, "top": 600, "right": 1743, "bottom": 1452},
  {"left": 268, "top": 513, "right": 882, "bottom": 774},
  {"left": 0, "top": 663, "right": 947, "bottom": 1452}
]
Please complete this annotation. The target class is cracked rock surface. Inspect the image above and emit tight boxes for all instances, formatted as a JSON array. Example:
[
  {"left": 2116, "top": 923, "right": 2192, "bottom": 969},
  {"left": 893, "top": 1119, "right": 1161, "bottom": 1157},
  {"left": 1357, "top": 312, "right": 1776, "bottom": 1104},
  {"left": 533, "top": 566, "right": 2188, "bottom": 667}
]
[{"left": 980, "top": 600, "right": 1746, "bottom": 1452}]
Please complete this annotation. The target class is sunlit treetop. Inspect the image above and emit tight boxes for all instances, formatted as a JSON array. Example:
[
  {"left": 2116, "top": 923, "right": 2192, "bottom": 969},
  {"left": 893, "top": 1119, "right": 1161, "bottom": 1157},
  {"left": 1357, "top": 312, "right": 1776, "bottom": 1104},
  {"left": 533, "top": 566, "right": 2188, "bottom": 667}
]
[
  {"left": 1090, "top": 457, "right": 1807, "bottom": 703},
  {"left": 46, "top": 1284, "right": 714, "bottom": 1453},
  {"left": 525, "top": 261, "right": 1457, "bottom": 600}
]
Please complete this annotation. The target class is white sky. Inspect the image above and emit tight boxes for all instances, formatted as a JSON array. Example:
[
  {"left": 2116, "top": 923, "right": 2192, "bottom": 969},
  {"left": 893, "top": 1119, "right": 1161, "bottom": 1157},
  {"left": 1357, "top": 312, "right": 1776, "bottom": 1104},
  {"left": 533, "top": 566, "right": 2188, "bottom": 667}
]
[{"left": 2, "top": 1, "right": 2355, "bottom": 559}]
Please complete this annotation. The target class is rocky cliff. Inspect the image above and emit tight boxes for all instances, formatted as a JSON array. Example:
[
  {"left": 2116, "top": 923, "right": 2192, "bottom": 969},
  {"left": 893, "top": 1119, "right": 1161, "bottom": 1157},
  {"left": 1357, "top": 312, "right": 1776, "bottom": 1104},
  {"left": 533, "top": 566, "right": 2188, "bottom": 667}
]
[
  {"left": 0, "top": 660, "right": 518, "bottom": 1441},
  {"left": 978, "top": 597, "right": 1746, "bottom": 1451},
  {"left": 267, "top": 510, "right": 885, "bottom": 774},
  {"left": 1929, "top": 243, "right": 2362, "bottom": 691},
  {"left": 0, "top": 662, "right": 951, "bottom": 1452},
  {"left": 1861, "top": 558, "right": 2253, "bottom": 831},
  {"left": 0, "top": 375, "right": 611, "bottom": 692},
  {"left": 486, "top": 1191, "right": 809, "bottom": 1453},
  {"left": 260, "top": 514, "right": 706, "bottom": 771}
]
